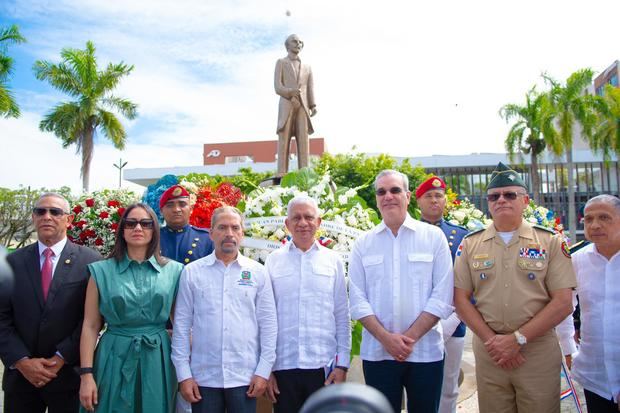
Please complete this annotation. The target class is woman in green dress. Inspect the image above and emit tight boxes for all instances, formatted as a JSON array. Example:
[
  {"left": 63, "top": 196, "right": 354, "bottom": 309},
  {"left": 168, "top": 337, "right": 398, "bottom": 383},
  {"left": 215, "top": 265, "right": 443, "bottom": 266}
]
[{"left": 79, "top": 203, "right": 183, "bottom": 412}]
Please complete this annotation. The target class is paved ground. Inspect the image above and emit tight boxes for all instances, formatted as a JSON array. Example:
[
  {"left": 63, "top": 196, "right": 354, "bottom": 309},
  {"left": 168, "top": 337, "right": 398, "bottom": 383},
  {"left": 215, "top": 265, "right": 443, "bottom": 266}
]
[{"left": 0, "top": 330, "right": 588, "bottom": 412}]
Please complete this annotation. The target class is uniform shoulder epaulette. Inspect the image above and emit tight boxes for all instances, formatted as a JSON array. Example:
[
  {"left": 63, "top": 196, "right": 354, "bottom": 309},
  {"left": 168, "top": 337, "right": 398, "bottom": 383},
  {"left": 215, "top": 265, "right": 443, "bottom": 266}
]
[
  {"left": 569, "top": 240, "right": 590, "bottom": 254},
  {"left": 463, "top": 227, "right": 485, "bottom": 238},
  {"left": 533, "top": 224, "right": 556, "bottom": 234},
  {"left": 190, "top": 225, "right": 210, "bottom": 233}
]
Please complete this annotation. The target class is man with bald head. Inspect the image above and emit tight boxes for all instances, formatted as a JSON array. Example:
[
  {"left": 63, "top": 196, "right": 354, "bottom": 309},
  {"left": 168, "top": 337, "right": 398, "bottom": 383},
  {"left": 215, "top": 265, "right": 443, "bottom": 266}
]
[
  {"left": 1, "top": 193, "right": 101, "bottom": 413},
  {"left": 571, "top": 194, "right": 620, "bottom": 412},
  {"left": 274, "top": 34, "right": 317, "bottom": 176},
  {"left": 264, "top": 196, "right": 351, "bottom": 412}
]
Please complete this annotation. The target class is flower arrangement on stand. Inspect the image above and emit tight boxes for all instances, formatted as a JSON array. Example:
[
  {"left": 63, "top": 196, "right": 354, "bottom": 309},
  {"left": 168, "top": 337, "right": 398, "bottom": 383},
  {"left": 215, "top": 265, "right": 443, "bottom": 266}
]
[
  {"left": 68, "top": 189, "right": 139, "bottom": 255},
  {"left": 444, "top": 197, "right": 492, "bottom": 231},
  {"left": 239, "top": 168, "right": 379, "bottom": 263}
]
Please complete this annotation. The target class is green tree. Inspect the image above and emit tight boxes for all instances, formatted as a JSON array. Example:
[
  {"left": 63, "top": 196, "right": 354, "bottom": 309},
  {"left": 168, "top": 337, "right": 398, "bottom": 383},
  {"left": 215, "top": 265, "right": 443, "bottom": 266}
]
[
  {"left": 0, "top": 24, "right": 26, "bottom": 118},
  {"left": 33, "top": 41, "right": 137, "bottom": 192},
  {"left": 591, "top": 84, "right": 620, "bottom": 162},
  {"left": 499, "top": 86, "right": 557, "bottom": 205},
  {"left": 543, "top": 68, "right": 599, "bottom": 237}
]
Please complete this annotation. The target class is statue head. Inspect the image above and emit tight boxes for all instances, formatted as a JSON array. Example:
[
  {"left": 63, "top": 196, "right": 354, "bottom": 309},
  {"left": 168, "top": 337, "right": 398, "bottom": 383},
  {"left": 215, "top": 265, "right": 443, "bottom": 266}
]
[{"left": 285, "top": 34, "right": 304, "bottom": 54}]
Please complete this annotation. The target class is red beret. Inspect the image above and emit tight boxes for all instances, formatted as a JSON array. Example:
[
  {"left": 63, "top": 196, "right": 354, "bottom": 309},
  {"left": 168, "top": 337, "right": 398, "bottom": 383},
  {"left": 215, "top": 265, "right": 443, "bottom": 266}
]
[
  {"left": 159, "top": 185, "right": 190, "bottom": 209},
  {"left": 415, "top": 176, "right": 446, "bottom": 199}
]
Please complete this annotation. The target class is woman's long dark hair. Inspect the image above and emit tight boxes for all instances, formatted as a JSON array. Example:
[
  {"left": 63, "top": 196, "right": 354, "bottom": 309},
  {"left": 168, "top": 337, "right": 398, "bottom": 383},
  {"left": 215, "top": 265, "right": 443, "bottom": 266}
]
[{"left": 108, "top": 203, "right": 168, "bottom": 265}]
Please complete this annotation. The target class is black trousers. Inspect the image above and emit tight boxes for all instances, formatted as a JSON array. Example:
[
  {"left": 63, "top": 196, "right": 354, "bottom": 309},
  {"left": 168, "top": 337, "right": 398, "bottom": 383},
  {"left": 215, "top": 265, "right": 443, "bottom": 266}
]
[
  {"left": 273, "top": 368, "right": 325, "bottom": 413},
  {"left": 4, "top": 389, "right": 79, "bottom": 413},
  {"left": 584, "top": 388, "right": 618, "bottom": 413}
]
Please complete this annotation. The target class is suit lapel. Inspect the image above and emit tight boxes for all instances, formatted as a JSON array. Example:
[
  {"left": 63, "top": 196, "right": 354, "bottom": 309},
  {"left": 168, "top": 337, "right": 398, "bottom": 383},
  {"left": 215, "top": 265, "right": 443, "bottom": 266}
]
[
  {"left": 45, "top": 242, "right": 76, "bottom": 308},
  {"left": 25, "top": 243, "right": 45, "bottom": 309}
]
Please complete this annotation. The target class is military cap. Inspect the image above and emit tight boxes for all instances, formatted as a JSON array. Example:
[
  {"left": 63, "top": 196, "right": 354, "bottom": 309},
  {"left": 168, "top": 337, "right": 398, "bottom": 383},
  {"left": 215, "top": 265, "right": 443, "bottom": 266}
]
[
  {"left": 159, "top": 185, "right": 190, "bottom": 209},
  {"left": 415, "top": 176, "right": 446, "bottom": 199},
  {"left": 487, "top": 162, "right": 527, "bottom": 190}
]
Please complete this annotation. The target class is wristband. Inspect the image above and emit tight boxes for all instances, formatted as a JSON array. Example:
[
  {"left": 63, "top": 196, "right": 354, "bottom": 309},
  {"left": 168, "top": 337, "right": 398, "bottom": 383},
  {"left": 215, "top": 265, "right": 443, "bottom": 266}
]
[{"left": 79, "top": 367, "right": 94, "bottom": 375}]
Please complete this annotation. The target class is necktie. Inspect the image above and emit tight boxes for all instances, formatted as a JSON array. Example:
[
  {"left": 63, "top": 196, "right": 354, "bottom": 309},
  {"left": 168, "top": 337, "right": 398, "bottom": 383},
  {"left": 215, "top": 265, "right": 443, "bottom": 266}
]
[{"left": 42, "top": 248, "right": 54, "bottom": 300}]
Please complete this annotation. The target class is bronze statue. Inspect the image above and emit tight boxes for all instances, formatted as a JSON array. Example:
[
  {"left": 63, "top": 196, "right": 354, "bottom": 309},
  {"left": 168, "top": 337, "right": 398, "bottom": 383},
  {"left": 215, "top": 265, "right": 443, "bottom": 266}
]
[{"left": 274, "top": 34, "right": 316, "bottom": 176}]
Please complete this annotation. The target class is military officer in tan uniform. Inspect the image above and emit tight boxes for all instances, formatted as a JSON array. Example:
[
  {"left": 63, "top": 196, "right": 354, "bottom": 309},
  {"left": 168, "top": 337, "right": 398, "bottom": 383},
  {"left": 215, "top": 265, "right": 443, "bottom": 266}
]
[{"left": 454, "top": 162, "right": 576, "bottom": 413}]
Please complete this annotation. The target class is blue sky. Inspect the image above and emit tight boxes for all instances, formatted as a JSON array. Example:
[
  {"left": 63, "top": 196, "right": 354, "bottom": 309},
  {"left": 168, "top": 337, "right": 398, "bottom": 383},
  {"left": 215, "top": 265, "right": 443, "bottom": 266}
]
[{"left": 2, "top": 0, "right": 620, "bottom": 193}]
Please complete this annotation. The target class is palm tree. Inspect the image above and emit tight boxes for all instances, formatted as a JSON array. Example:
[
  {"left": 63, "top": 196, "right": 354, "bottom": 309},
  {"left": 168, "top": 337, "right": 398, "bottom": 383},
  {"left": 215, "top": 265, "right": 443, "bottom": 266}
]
[
  {"left": 0, "top": 24, "right": 26, "bottom": 118},
  {"left": 499, "top": 86, "right": 558, "bottom": 205},
  {"left": 33, "top": 41, "right": 137, "bottom": 192},
  {"left": 543, "top": 69, "right": 599, "bottom": 237},
  {"left": 591, "top": 84, "right": 620, "bottom": 162}
]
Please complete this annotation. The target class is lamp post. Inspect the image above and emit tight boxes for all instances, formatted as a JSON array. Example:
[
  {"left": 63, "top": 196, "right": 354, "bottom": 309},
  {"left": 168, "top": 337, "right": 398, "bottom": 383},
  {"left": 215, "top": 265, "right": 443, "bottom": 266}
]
[{"left": 113, "top": 158, "right": 128, "bottom": 188}]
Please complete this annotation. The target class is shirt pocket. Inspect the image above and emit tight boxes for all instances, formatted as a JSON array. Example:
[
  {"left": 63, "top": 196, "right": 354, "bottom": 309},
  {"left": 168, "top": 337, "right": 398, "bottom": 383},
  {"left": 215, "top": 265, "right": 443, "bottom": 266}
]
[
  {"left": 517, "top": 258, "right": 548, "bottom": 283},
  {"left": 270, "top": 266, "right": 296, "bottom": 296},
  {"left": 362, "top": 255, "right": 384, "bottom": 284},
  {"left": 407, "top": 253, "right": 434, "bottom": 291},
  {"left": 470, "top": 258, "right": 495, "bottom": 289},
  {"left": 310, "top": 263, "right": 336, "bottom": 293}
]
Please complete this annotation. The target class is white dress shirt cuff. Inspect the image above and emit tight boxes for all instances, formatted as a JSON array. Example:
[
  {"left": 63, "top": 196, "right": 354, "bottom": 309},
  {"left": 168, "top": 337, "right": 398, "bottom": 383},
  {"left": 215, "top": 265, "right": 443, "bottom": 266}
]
[
  {"left": 175, "top": 364, "right": 193, "bottom": 383},
  {"left": 350, "top": 304, "right": 374, "bottom": 321},
  {"left": 336, "top": 351, "right": 351, "bottom": 368},
  {"left": 254, "top": 358, "right": 273, "bottom": 380},
  {"left": 559, "top": 337, "right": 578, "bottom": 356},
  {"left": 440, "top": 313, "right": 461, "bottom": 339},
  {"left": 424, "top": 298, "right": 454, "bottom": 320}
]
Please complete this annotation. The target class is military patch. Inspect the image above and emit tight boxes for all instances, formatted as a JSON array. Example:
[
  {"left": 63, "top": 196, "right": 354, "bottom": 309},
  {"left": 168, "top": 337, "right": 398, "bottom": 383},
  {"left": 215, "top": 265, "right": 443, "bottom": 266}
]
[
  {"left": 561, "top": 241, "right": 571, "bottom": 259},
  {"left": 432, "top": 178, "right": 442, "bottom": 187},
  {"left": 519, "top": 247, "right": 546, "bottom": 260},
  {"left": 172, "top": 187, "right": 183, "bottom": 196},
  {"left": 456, "top": 243, "right": 463, "bottom": 257},
  {"left": 480, "top": 273, "right": 487, "bottom": 280},
  {"left": 473, "top": 254, "right": 488, "bottom": 260}
]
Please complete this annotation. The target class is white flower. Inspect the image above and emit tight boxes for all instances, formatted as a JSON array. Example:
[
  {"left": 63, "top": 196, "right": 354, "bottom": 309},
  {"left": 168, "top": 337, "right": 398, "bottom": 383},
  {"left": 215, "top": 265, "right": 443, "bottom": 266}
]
[
  {"left": 338, "top": 194, "right": 348, "bottom": 205},
  {"left": 346, "top": 215, "right": 358, "bottom": 226},
  {"left": 345, "top": 188, "right": 356, "bottom": 198},
  {"left": 472, "top": 209, "right": 483, "bottom": 219},
  {"left": 527, "top": 217, "right": 538, "bottom": 224},
  {"left": 273, "top": 228, "right": 286, "bottom": 239},
  {"left": 451, "top": 210, "right": 466, "bottom": 223}
]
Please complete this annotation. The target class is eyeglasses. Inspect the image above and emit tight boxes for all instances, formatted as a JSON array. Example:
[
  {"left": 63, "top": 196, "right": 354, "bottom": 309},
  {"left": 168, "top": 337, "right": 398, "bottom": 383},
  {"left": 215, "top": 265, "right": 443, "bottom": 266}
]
[
  {"left": 486, "top": 191, "right": 526, "bottom": 202},
  {"left": 124, "top": 219, "right": 155, "bottom": 229},
  {"left": 376, "top": 187, "right": 404, "bottom": 196},
  {"left": 32, "top": 207, "right": 68, "bottom": 217}
]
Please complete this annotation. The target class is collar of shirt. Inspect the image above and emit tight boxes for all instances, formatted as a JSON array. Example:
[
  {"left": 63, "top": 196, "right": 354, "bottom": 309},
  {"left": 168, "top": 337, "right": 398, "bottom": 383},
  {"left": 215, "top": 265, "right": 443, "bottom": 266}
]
[
  {"left": 38, "top": 237, "right": 67, "bottom": 258},
  {"left": 285, "top": 240, "right": 321, "bottom": 255},
  {"left": 482, "top": 219, "right": 533, "bottom": 242},
  {"left": 374, "top": 213, "right": 420, "bottom": 235},
  {"left": 118, "top": 254, "right": 162, "bottom": 273},
  {"left": 587, "top": 243, "right": 620, "bottom": 262},
  {"left": 200, "top": 251, "right": 255, "bottom": 268},
  {"left": 420, "top": 217, "right": 443, "bottom": 227},
  {"left": 164, "top": 224, "right": 189, "bottom": 234}
]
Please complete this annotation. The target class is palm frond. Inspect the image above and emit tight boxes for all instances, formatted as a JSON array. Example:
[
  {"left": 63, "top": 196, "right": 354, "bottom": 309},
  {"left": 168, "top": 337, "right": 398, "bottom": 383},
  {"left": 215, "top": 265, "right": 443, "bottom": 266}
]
[{"left": 97, "top": 108, "right": 127, "bottom": 150}]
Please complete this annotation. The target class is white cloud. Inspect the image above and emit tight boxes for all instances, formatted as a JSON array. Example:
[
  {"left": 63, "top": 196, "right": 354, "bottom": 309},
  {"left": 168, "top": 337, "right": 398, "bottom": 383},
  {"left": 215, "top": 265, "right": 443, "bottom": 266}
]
[{"left": 2, "top": 0, "right": 620, "bottom": 193}]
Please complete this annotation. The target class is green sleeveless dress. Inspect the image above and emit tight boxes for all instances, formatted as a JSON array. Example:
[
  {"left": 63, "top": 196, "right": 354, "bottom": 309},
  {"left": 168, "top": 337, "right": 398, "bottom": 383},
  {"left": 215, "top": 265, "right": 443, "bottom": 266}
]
[{"left": 82, "top": 255, "right": 183, "bottom": 413}]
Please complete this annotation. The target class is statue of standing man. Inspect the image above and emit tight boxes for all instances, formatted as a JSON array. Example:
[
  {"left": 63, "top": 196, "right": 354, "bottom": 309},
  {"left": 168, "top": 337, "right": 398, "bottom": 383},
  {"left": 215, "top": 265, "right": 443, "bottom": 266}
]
[{"left": 275, "top": 34, "right": 316, "bottom": 176}]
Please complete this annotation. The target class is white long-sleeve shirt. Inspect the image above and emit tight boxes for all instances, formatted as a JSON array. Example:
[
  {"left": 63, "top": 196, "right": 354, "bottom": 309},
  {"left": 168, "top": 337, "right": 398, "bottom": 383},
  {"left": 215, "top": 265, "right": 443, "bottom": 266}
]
[
  {"left": 571, "top": 243, "right": 620, "bottom": 403},
  {"left": 349, "top": 214, "right": 454, "bottom": 362},
  {"left": 171, "top": 252, "right": 277, "bottom": 388},
  {"left": 265, "top": 241, "right": 351, "bottom": 371}
]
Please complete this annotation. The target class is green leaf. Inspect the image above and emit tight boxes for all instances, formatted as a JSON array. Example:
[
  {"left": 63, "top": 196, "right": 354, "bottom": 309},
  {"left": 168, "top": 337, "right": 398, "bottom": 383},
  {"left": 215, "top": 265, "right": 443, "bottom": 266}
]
[{"left": 280, "top": 167, "right": 319, "bottom": 190}]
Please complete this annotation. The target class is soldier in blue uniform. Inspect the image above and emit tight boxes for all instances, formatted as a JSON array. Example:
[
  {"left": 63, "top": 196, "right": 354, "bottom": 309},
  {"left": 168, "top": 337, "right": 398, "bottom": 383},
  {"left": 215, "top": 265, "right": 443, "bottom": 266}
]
[
  {"left": 159, "top": 185, "right": 214, "bottom": 413},
  {"left": 159, "top": 185, "right": 214, "bottom": 265},
  {"left": 416, "top": 176, "right": 468, "bottom": 413}
]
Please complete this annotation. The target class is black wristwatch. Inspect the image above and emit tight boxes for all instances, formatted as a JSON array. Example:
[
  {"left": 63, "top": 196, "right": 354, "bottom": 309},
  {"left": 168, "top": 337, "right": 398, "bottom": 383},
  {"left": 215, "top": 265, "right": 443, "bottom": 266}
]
[
  {"left": 78, "top": 367, "right": 94, "bottom": 375},
  {"left": 335, "top": 366, "right": 348, "bottom": 372}
]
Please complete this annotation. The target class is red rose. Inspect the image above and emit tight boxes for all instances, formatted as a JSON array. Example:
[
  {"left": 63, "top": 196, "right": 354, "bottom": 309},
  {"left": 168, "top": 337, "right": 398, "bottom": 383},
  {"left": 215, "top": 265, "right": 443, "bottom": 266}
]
[
  {"left": 117, "top": 208, "right": 126, "bottom": 217},
  {"left": 111, "top": 222, "right": 119, "bottom": 232},
  {"left": 99, "top": 211, "right": 109, "bottom": 219},
  {"left": 73, "top": 205, "right": 82, "bottom": 214},
  {"left": 94, "top": 237, "right": 104, "bottom": 246},
  {"left": 85, "top": 198, "right": 95, "bottom": 207},
  {"left": 75, "top": 220, "right": 87, "bottom": 229},
  {"left": 107, "top": 200, "right": 120, "bottom": 208},
  {"left": 79, "top": 232, "right": 88, "bottom": 241}
]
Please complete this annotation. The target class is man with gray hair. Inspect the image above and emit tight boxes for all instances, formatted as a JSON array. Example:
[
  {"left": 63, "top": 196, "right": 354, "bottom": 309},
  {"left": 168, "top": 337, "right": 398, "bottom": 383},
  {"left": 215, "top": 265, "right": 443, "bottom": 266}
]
[
  {"left": 172, "top": 206, "right": 277, "bottom": 413},
  {"left": 1, "top": 193, "right": 101, "bottom": 413},
  {"left": 570, "top": 194, "right": 620, "bottom": 412},
  {"left": 349, "top": 170, "right": 454, "bottom": 413},
  {"left": 264, "top": 196, "right": 350, "bottom": 412}
]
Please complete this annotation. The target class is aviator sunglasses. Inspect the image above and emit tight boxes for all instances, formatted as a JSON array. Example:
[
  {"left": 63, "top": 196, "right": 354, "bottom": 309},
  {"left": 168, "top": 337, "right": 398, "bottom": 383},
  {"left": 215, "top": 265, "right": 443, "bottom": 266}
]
[
  {"left": 486, "top": 191, "right": 526, "bottom": 202},
  {"left": 375, "top": 187, "right": 404, "bottom": 196},
  {"left": 124, "top": 219, "right": 155, "bottom": 229},
  {"left": 32, "top": 207, "right": 68, "bottom": 217}
]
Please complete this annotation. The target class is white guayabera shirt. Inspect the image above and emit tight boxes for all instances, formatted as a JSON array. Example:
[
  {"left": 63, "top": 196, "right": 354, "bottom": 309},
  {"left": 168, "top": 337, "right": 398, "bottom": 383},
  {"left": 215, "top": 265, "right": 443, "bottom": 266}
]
[
  {"left": 265, "top": 241, "right": 351, "bottom": 371},
  {"left": 171, "top": 252, "right": 277, "bottom": 388},
  {"left": 571, "top": 244, "right": 620, "bottom": 403},
  {"left": 349, "top": 214, "right": 454, "bottom": 362}
]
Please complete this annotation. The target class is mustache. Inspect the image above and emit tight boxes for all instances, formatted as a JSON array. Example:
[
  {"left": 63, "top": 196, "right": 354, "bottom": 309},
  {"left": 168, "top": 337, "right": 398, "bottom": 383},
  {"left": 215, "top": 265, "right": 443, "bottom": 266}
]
[{"left": 220, "top": 237, "right": 237, "bottom": 245}]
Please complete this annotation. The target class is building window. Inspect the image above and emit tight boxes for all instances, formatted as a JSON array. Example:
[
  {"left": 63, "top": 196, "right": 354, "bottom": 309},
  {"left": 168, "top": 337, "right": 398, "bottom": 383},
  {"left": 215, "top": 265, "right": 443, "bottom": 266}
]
[{"left": 224, "top": 155, "right": 254, "bottom": 164}]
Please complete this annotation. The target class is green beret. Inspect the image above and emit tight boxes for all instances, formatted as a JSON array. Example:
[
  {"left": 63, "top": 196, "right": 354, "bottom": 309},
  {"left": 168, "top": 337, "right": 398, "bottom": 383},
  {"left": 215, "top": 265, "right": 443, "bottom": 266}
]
[{"left": 487, "top": 162, "right": 527, "bottom": 190}]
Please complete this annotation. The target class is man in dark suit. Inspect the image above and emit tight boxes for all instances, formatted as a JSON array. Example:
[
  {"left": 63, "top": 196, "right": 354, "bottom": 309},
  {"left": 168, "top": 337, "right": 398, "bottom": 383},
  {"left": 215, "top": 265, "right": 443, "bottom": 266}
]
[{"left": 0, "top": 192, "right": 101, "bottom": 413}]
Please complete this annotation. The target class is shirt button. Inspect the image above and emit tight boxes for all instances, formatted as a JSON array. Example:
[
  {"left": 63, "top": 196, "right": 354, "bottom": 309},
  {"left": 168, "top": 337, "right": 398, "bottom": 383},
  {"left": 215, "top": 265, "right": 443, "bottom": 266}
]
[
  {"left": 505, "top": 304, "right": 508, "bottom": 307},
  {"left": 504, "top": 265, "right": 509, "bottom": 269},
  {"left": 504, "top": 284, "right": 508, "bottom": 288}
]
